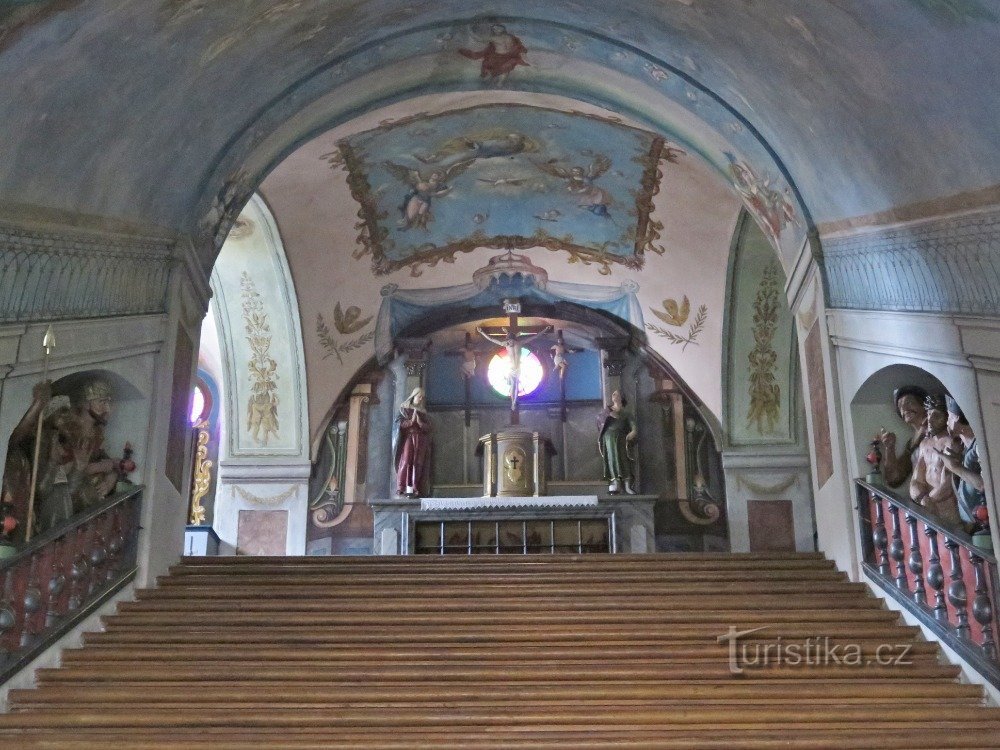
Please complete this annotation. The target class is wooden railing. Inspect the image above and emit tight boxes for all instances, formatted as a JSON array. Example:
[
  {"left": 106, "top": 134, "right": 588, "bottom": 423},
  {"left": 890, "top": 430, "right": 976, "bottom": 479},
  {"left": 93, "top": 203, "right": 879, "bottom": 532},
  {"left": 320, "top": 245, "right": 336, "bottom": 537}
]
[
  {"left": 0, "top": 486, "right": 142, "bottom": 684},
  {"left": 856, "top": 479, "right": 1000, "bottom": 685}
]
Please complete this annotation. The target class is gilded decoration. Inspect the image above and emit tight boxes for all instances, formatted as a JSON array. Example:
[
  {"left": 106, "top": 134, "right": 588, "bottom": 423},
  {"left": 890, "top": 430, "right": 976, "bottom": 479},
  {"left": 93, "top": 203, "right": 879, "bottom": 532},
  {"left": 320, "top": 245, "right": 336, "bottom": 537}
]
[
  {"left": 746, "top": 262, "right": 781, "bottom": 434},
  {"left": 333, "top": 105, "right": 678, "bottom": 277},
  {"left": 188, "top": 426, "right": 212, "bottom": 525},
  {"left": 240, "top": 272, "right": 280, "bottom": 446}
]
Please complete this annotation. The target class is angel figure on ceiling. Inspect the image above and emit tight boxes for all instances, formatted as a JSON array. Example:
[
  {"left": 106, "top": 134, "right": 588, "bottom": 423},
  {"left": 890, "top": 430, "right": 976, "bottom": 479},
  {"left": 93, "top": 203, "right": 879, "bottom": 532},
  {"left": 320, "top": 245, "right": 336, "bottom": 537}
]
[
  {"left": 535, "top": 153, "right": 613, "bottom": 217},
  {"left": 384, "top": 159, "right": 474, "bottom": 230}
]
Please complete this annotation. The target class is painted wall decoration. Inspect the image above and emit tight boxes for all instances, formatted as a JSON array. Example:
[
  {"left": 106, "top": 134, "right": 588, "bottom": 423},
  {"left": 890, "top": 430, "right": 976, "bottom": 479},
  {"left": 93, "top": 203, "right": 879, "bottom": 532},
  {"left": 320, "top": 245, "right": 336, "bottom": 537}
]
[
  {"left": 725, "top": 152, "right": 798, "bottom": 247},
  {"left": 804, "top": 321, "right": 834, "bottom": 488},
  {"left": 211, "top": 194, "right": 306, "bottom": 457},
  {"left": 646, "top": 296, "right": 707, "bottom": 351},
  {"left": 725, "top": 215, "right": 797, "bottom": 446},
  {"left": 316, "top": 302, "right": 376, "bottom": 365},
  {"left": 336, "top": 105, "right": 677, "bottom": 276},
  {"left": 240, "top": 272, "right": 280, "bottom": 446},
  {"left": 746, "top": 263, "right": 782, "bottom": 434},
  {"left": 457, "top": 22, "right": 529, "bottom": 83}
]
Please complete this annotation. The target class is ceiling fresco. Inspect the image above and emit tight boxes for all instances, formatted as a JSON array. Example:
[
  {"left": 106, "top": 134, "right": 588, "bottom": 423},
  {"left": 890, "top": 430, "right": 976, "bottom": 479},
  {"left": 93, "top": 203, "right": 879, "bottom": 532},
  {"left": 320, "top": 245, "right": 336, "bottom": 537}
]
[
  {"left": 335, "top": 105, "right": 677, "bottom": 276},
  {"left": 0, "top": 1, "right": 997, "bottom": 262}
]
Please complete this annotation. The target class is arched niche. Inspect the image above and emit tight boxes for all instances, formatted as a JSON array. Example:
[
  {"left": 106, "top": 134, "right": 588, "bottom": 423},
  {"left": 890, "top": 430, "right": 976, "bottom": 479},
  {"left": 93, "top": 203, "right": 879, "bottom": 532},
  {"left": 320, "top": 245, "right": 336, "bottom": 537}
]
[
  {"left": 849, "top": 364, "right": 948, "bottom": 483},
  {"left": 1, "top": 368, "right": 146, "bottom": 541},
  {"left": 718, "top": 211, "right": 814, "bottom": 554},
  {"left": 306, "top": 296, "right": 728, "bottom": 556}
]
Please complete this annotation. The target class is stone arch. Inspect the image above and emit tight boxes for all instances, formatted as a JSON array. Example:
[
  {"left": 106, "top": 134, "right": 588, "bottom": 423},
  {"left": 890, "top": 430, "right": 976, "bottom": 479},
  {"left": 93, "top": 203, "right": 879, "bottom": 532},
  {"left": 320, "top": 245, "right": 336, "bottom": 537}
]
[
  {"left": 208, "top": 193, "right": 311, "bottom": 555},
  {"left": 199, "top": 21, "right": 814, "bottom": 273}
]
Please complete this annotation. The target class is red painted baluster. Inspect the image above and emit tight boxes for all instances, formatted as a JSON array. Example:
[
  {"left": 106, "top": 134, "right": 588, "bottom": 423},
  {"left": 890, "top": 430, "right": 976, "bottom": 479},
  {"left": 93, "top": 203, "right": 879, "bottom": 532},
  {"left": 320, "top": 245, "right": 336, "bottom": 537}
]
[
  {"left": 905, "top": 513, "right": 927, "bottom": 606},
  {"left": 945, "top": 537, "right": 972, "bottom": 640},
  {"left": 889, "top": 503, "right": 907, "bottom": 590},
  {"left": 0, "top": 568, "right": 15, "bottom": 664},
  {"left": 20, "top": 552, "right": 42, "bottom": 650},
  {"left": 925, "top": 527, "right": 949, "bottom": 622},
  {"left": 67, "top": 525, "right": 90, "bottom": 612},
  {"left": 872, "top": 494, "right": 890, "bottom": 576},
  {"left": 970, "top": 554, "right": 997, "bottom": 661}
]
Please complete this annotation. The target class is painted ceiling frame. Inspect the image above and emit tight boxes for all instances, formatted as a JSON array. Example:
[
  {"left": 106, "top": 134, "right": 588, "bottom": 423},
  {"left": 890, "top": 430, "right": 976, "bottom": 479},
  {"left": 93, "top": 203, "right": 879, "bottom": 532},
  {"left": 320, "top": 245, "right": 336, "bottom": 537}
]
[{"left": 193, "top": 16, "right": 815, "bottom": 275}]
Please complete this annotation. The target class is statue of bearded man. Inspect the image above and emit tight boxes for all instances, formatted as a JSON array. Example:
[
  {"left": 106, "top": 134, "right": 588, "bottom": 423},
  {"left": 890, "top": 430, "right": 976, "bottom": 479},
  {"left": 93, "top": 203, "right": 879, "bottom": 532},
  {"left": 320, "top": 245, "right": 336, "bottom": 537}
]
[{"left": 3, "top": 377, "right": 121, "bottom": 537}]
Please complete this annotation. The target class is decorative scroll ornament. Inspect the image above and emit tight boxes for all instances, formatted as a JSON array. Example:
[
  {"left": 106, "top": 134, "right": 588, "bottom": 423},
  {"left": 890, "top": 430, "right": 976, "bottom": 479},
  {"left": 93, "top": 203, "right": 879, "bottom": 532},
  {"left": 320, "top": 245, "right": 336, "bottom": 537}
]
[
  {"left": 188, "top": 426, "right": 212, "bottom": 525},
  {"left": 310, "top": 422, "right": 350, "bottom": 529},
  {"left": 240, "top": 272, "right": 281, "bottom": 446},
  {"left": 746, "top": 262, "right": 782, "bottom": 434},
  {"left": 233, "top": 485, "right": 298, "bottom": 506}
]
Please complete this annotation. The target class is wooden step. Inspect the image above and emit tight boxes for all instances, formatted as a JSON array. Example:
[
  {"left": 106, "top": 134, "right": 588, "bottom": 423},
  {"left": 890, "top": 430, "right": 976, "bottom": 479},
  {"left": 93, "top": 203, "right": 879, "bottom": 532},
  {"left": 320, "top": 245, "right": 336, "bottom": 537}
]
[{"left": 2, "top": 552, "right": 992, "bottom": 748}]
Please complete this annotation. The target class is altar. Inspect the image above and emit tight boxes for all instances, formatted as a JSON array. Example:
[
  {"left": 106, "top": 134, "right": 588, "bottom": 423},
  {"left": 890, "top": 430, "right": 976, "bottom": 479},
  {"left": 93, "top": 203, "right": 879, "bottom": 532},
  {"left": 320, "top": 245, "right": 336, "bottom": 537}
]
[{"left": 371, "top": 493, "right": 658, "bottom": 555}]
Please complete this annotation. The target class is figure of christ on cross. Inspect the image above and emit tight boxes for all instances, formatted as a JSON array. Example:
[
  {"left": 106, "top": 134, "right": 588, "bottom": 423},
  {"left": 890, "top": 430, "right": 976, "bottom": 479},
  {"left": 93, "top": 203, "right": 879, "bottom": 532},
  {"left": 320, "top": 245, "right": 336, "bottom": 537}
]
[{"left": 477, "top": 314, "right": 552, "bottom": 424}]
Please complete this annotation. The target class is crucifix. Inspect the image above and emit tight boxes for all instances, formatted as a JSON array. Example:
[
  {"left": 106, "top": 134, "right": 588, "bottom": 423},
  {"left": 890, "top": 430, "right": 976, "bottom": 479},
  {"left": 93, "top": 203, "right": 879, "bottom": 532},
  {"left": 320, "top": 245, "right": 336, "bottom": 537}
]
[
  {"left": 477, "top": 299, "right": 551, "bottom": 425},
  {"left": 443, "top": 331, "right": 483, "bottom": 426}
]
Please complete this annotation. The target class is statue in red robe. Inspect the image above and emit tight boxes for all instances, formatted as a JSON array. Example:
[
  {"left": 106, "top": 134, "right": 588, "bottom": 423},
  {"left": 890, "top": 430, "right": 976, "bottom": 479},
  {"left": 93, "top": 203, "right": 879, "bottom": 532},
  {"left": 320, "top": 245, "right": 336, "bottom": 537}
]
[
  {"left": 459, "top": 24, "right": 528, "bottom": 83},
  {"left": 394, "top": 387, "right": 432, "bottom": 497}
]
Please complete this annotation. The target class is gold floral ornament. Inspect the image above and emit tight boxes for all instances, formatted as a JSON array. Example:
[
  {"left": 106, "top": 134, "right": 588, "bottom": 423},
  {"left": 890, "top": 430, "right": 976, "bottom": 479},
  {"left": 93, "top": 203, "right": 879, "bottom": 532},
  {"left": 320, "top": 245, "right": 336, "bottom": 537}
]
[
  {"left": 241, "top": 272, "right": 280, "bottom": 446},
  {"left": 746, "top": 262, "right": 782, "bottom": 434},
  {"left": 317, "top": 302, "right": 376, "bottom": 364},
  {"left": 646, "top": 297, "right": 707, "bottom": 351}
]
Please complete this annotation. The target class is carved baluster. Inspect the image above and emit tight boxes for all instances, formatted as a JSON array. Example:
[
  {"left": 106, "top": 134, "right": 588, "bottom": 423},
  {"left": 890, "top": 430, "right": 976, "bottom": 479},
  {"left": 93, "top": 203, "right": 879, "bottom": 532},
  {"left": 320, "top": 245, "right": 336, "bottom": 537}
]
[
  {"left": 904, "top": 513, "right": 927, "bottom": 606},
  {"left": 925, "top": 527, "right": 949, "bottom": 621},
  {"left": 970, "top": 555, "right": 997, "bottom": 661},
  {"left": 889, "top": 504, "right": 907, "bottom": 590},
  {"left": 67, "top": 526, "right": 90, "bottom": 612},
  {"left": 0, "top": 568, "right": 15, "bottom": 665},
  {"left": 88, "top": 529, "right": 108, "bottom": 594},
  {"left": 107, "top": 508, "right": 125, "bottom": 581},
  {"left": 945, "top": 537, "right": 972, "bottom": 640},
  {"left": 20, "top": 553, "right": 42, "bottom": 649},
  {"left": 45, "top": 537, "right": 66, "bottom": 628},
  {"left": 872, "top": 494, "right": 891, "bottom": 576}
]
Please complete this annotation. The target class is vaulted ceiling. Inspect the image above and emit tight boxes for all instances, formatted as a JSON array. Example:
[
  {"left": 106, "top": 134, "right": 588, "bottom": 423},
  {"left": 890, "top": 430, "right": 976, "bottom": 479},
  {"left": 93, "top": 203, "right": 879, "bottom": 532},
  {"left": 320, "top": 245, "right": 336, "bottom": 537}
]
[{"left": 1, "top": 1, "right": 998, "bottom": 266}]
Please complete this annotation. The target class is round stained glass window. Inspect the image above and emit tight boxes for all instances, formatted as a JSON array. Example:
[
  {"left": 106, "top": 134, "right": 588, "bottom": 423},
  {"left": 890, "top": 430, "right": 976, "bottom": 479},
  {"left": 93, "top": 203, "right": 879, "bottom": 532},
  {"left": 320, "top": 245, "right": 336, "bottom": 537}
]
[
  {"left": 487, "top": 347, "right": 544, "bottom": 398},
  {"left": 190, "top": 383, "right": 207, "bottom": 426}
]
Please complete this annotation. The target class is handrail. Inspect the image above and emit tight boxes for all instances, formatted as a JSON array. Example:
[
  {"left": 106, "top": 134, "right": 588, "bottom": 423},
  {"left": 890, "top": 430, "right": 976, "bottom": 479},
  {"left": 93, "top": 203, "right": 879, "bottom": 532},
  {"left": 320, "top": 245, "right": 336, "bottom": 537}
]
[
  {"left": 1, "top": 485, "right": 144, "bottom": 568},
  {"left": 856, "top": 479, "right": 997, "bottom": 564},
  {"left": 0, "top": 486, "right": 143, "bottom": 685},
  {"left": 855, "top": 478, "right": 999, "bottom": 686}
]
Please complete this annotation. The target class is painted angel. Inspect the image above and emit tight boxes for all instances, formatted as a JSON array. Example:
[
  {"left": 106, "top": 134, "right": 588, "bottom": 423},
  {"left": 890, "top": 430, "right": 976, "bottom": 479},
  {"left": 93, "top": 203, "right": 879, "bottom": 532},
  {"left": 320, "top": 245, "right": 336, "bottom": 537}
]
[
  {"left": 383, "top": 159, "right": 473, "bottom": 230},
  {"left": 535, "top": 154, "right": 613, "bottom": 216}
]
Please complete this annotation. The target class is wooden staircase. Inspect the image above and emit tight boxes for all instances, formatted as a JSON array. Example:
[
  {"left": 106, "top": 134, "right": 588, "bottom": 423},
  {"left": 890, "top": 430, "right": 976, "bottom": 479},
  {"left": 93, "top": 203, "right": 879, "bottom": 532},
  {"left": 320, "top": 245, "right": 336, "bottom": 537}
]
[{"left": 1, "top": 552, "right": 998, "bottom": 748}]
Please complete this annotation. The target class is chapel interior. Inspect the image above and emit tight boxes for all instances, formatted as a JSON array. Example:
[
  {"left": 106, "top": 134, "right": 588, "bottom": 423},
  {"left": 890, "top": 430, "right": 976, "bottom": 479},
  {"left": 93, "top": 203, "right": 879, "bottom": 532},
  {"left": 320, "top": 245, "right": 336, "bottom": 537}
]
[{"left": 0, "top": 1, "right": 998, "bottom": 746}]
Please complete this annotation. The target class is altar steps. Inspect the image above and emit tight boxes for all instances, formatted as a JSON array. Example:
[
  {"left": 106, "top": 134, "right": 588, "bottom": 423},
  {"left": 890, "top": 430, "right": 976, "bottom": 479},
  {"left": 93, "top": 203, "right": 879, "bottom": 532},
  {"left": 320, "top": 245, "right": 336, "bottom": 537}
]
[{"left": 2, "top": 553, "right": 998, "bottom": 749}]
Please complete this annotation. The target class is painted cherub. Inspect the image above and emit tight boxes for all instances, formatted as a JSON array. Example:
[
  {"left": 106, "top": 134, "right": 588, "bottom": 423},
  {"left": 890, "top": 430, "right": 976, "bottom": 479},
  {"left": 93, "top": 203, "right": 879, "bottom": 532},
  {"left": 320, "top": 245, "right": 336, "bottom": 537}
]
[
  {"left": 384, "top": 159, "right": 474, "bottom": 230},
  {"left": 536, "top": 153, "right": 613, "bottom": 217}
]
